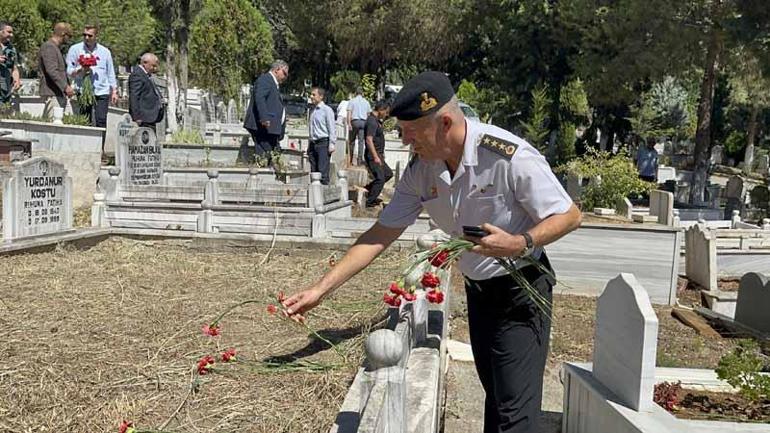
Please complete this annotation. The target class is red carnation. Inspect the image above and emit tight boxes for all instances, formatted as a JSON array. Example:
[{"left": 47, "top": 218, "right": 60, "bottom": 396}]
[
  {"left": 426, "top": 289, "right": 445, "bottom": 304},
  {"left": 197, "top": 355, "right": 215, "bottom": 375},
  {"left": 202, "top": 324, "right": 220, "bottom": 337},
  {"left": 421, "top": 272, "right": 441, "bottom": 288},
  {"left": 118, "top": 420, "right": 134, "bottom": 433},
  {"left": 221, "top": 348, "right": 237, "bottom": 362},
  {"left": 267, "top": 304, "right": 278, "bottom": 315},
  {"left": 383, "top": 293, "right": 402, "bottom": 307},
  {"left": 429, "top": 250, "right": 450, "bottom": 268},
  {"left": 389, "top": 282, "right": 405, "bottom": 296},
  {"left": 403, "top": 292, "right": 417, "bottom": 302}
]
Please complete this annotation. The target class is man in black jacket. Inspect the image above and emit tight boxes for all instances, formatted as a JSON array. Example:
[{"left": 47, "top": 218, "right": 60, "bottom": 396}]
[
  {"left": 243, "top": 60, "right": 289, "bottom": 166},
  {"left": 128, "top": 53, "right": 163, "bottom": 129}
]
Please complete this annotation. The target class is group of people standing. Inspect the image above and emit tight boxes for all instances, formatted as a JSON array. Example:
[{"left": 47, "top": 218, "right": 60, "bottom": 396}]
[
  {"left": 0, "top": 21, "right": 163, "bottom": 136},
  {"left": 243, "top": 62, "right": 392, "bottom": 207}
]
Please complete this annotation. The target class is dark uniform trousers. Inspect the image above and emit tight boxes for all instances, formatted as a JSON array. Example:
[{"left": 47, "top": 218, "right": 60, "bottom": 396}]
[
  {"left": 464, "top": 254, "right": 554, "bottom": 433},
  {"left": 248, "top": 128, "right": 280, "bottom": 166},
  {"left": 364, "top": 152, "right": 393, "bottom": 206},
  {"left": 308, "top": 138, "right": 331, "bottom": 185}
]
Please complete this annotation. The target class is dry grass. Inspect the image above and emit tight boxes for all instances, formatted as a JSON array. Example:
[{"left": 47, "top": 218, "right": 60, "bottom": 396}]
[{"left": 0, "top": 237, "right": 412, "bottom": 433}]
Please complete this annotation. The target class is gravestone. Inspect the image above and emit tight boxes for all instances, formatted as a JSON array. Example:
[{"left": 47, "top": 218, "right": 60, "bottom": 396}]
[
  {"left": 216, "top": 101, "right": 227, "bottom": 124},
  {"left": 710, "top": 145, "right": 723, "bottom": 166},
  {"left": 616, "top": 196, "right": 633, "bottom": 220},
  {"left": 2, "top": 157, "right": 72, "bottom": 241},
  {"left": 566, "top": 173, "right": 582, "bottom": 201},
  {"left": 593, "top": 273, "right": 658, "bottom": 412},
  {"left": 758, "top": 155, "right": 770, "bottom": 175},
  {"left": 185, "top": 106, "right": 205, "bottom": 134},
  {"left": 685, "top": 224, "right": 717, "bottom": 291},
  {"left": 656, "top": 165, "right": 677, "bottom": 184},
  {"left": 734, "top": 272, "right": 770, "bottom": 334},
  {"left": 226, "top": 99, "right": 237, "bottom": 124},
  {"left": 117, "top": 127, "right": 162, "bottom": 185}
]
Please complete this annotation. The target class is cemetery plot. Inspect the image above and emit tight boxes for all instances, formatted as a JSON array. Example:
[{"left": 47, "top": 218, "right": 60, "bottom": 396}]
[{"left": 0, "top": 238, "right": 409, "bottom": 432}]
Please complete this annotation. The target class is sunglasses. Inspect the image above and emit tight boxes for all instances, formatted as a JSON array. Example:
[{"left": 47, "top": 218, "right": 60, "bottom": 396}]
[{"left": 83, "top": 33, "right": 95, "bottom": 38}]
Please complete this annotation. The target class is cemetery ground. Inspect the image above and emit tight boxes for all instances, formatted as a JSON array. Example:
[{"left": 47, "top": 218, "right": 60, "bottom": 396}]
[{"left": 0, "top": 237, "right": 404, "bottom": 432}]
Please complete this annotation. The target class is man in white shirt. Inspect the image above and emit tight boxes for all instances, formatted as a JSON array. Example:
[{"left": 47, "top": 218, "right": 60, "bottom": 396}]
[{"left": 346, "top": 87, "right": 371, "bottom": 166}]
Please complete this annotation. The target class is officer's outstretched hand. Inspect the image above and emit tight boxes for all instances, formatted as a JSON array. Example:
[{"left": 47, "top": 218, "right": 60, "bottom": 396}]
[
  {"left": 468, "top": 223, "right": 526, "bottom": 258},
  {"left": 282, "top": 287, "right": 325, "bottom": 323}
]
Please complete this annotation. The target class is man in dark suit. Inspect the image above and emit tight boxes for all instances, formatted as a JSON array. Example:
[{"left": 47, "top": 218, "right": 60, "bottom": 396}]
[
  {"left": 243, "top": 60, "right": 289, "bottom": 166},
  {"left": 128, "top": 53, "right": 163, "bottom": 129}
]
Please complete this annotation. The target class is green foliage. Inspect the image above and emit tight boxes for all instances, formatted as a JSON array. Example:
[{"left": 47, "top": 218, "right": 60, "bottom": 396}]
[
  {"left": 559, "top": 78, "right": 590, "bottom": 120},
  {"left": 78, "top": 0, "right": 158, "bottom": 66},
  {"left": 457, "top": 79, "right": 480, "bottom": 108},
  {"left": 557, "top": 148, "right": 653, "bottom": 209},
  {"left": 519, "top": 84, "right": 551, "bottom": 153},
  {"left": 169, "top": 128, "right": 204, "bottom": 144},
  {"left": 190, "top": 0, "right": 273, "bottom": 101},
  {"left": 556, "top": 121, "right": 577, "bottom": 164},
  {"left": 62, "top": 113, "right": 90, "bottom": 126},
  {"left": 725, "top": 130, "right": 746, "bottom": 155},
  {"left": 628, "top": 77, "right": 696, "bottom": 140},
  {"left": 361, "top": 73, "right": 376, "bottom": 102},
  {"left": 716, "top": 340, "right": 770, "bottom": 402},
  {"left": 382, "top": 117, "right": 397, "bottom": 133},
  {"left": 329, "top": 70, "right": 360, "bottom": 102},
  {"left": 0, "top": 0, "right": 47, "bottom": 69}
]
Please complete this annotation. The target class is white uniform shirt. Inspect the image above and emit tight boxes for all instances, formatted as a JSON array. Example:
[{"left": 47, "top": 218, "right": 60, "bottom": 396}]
[{"left": 379, "top": 120, "right": 573, "bottom": 280}]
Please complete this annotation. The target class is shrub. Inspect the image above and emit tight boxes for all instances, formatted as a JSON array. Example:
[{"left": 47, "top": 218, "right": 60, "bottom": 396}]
[
  {"left": 557, "top": 148, "right": 653, "bottom": 209},
  {"left": 716, "top": 339, "right": 770, "bottom": 402},
  {"left": 169, "top": 129, "right": 205, "bottom": 145}
]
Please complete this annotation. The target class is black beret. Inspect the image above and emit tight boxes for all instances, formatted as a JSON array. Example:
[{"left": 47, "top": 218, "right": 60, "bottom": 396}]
[{"left": 390, "top": 71, "right": 454, "bottom": 121}]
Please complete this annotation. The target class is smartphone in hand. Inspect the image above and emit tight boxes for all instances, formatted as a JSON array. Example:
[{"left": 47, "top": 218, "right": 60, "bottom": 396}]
[{"left": 462, "top": 225, "right": 489, "bottom": 238}]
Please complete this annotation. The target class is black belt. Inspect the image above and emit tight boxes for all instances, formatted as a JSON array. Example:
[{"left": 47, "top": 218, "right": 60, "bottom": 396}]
[
  {"left": 465, "top": 252, "right": 554, "bottom": 290},
  {"left": 310, "top": 137, "right": 329, "bottom": 144}
]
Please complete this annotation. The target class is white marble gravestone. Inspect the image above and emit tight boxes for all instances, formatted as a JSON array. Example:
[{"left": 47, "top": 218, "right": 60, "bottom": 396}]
[
  {"left": 593, "top": 273, "right": 659, "bottom": 412},
  {"left": 185, "top": 106, "right": 204, "bottom": 133},
  {"left": 226, "top": 99, "right": 237, "bottom": 124},
  {"left": 116, "top": 127, "right": 162, "bottom": 185},
  {"left": 734, "top": 272, "right": 770, "bottom": 334},
  {"left": 2, "top": 157, "right": 73, "bottom": 241},
  {"left": 216, "top": 101, "right": 227, "bottom": 124}
]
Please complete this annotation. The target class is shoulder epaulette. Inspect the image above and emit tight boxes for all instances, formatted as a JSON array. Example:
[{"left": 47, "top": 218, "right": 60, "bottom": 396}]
[{"left": 479, "top": 134, "right": 518, "bottom": 158}]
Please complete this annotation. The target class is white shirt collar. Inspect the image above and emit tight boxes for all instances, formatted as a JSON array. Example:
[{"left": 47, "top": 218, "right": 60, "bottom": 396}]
[
  {"left": 139, "top": 65, "right": 149, "bottom": 76},
  {"left": 461, "top": 118, "right": 479, "bottom": 167},
  {"left": 269, "top": 71, "right": 279, "bottom": 88}
]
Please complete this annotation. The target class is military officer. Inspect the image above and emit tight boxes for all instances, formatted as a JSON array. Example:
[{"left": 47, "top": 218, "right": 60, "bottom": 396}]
[{"left": 284, "top": 71, "right": 582, "bottom": 433}]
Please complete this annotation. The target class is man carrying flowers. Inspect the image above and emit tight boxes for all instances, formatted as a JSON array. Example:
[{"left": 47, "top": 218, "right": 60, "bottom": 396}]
[
  {"left": 66, "top": 24, "right": 118, "bottom": 130},
  {"left": 284, "top": 71, "right": 581, "bottom": 433}
]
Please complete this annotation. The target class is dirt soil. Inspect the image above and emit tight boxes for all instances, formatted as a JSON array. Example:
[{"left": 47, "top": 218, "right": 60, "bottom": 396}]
[
  {"left": 449, "top": 271, "right": 740, "bottom": 370},
  {"left": 674, "top": 389, "right": 770, "bottom": 423},
  {"left": 0, "top": 237, "right": 412, "bottom": 433}
]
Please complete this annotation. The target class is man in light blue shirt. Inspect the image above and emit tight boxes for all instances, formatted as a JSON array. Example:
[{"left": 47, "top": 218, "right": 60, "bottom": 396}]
[
  {"left": 308, "top": 87, "right": 336, "bottom": 185},
  {"left": 66, "top": 24, "right": 118, "bottom": 128},
  {"left": 636, "top": 137, "right": 659, "bottom": 183},
  {"left": 346, "top": 87, "right": 371, "bottom": 166}
]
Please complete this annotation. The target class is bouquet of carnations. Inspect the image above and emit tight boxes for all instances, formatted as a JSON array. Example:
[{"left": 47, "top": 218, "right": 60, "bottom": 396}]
[
  {"left": 76, "top": 53, "right": 99, "bottom": 106},
  {"left": 384, "top": 238, "right": 555, "bottom": 314}
]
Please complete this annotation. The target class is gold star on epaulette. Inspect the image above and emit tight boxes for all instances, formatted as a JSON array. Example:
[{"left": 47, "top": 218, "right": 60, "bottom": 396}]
[{"left": 479, "top": 134, "right": 518, "bottom": 158}]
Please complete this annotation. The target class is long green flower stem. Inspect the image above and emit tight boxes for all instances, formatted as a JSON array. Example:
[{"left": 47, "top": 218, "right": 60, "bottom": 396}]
[{"left": 209, "top": 300, "right": 346, "bottom": 359}]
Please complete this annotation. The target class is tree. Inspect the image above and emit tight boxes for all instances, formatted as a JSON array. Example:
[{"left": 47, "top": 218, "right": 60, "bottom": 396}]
[
  {"left": 190, "top": 0, "right": 273, "bottom": 101},
  {"left": 0, "top": 0, "right": 47, "bottom": 72},
  {"left": 78, "top": 0, "right": 157, "bottom": 67},
  {"left": 519, "top": 84, "right": 551, "bottom": 153},
  {"left": 148, "top": 0, "right": 202, "bottom": 132},
  {"left": 728, "top": 47, "right": 770, "bottom": 174}
]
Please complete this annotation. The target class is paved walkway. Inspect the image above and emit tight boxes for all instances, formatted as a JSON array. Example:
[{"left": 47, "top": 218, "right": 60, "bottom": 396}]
[{"left": 443, "top": 340, "right": 563, "bottom": 433}]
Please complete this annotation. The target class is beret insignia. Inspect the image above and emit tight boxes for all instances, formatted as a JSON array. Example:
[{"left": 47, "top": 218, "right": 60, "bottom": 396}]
[
  {"left": 479, "top": 134, "right": 518, "bottom": 158},
  {"left": 419, "top": 92, "right": 438, "bottom": 113}
]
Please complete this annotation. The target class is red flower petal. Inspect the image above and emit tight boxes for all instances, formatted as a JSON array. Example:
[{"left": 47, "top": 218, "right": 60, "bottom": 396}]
[
  {"left": 202, "top": 324, "right": 220, "bottom": 336},
  {"left": 429, "top": 250, "right": 450, "bottom": 267},
  {"left": 197, "top": 355, "right": 215, "bottom": 375},
  {"left": 267, "top": 304, "right": 278, "bottom": 315},
  {"left": 403, "top": 292, "right": 417, "bottom": 302},
  {"left": 221, "top": 348, "right": 237, "bottom": 362},
  {"left": 421, "top": 272, "right": 440, "bottom": 288},
  {"left": 118, "top": 420, "right": 133, "bottom": 433}
]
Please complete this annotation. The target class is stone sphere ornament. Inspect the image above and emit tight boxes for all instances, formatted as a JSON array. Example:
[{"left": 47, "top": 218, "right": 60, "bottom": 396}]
[{"left": 365, "top": 329, "right": 403, "bottom": 369}]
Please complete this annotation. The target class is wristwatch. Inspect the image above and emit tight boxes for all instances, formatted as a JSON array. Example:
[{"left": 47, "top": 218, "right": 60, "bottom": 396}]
[{"left": 520, "top": 232, "right": 534, "bottom": 257}]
